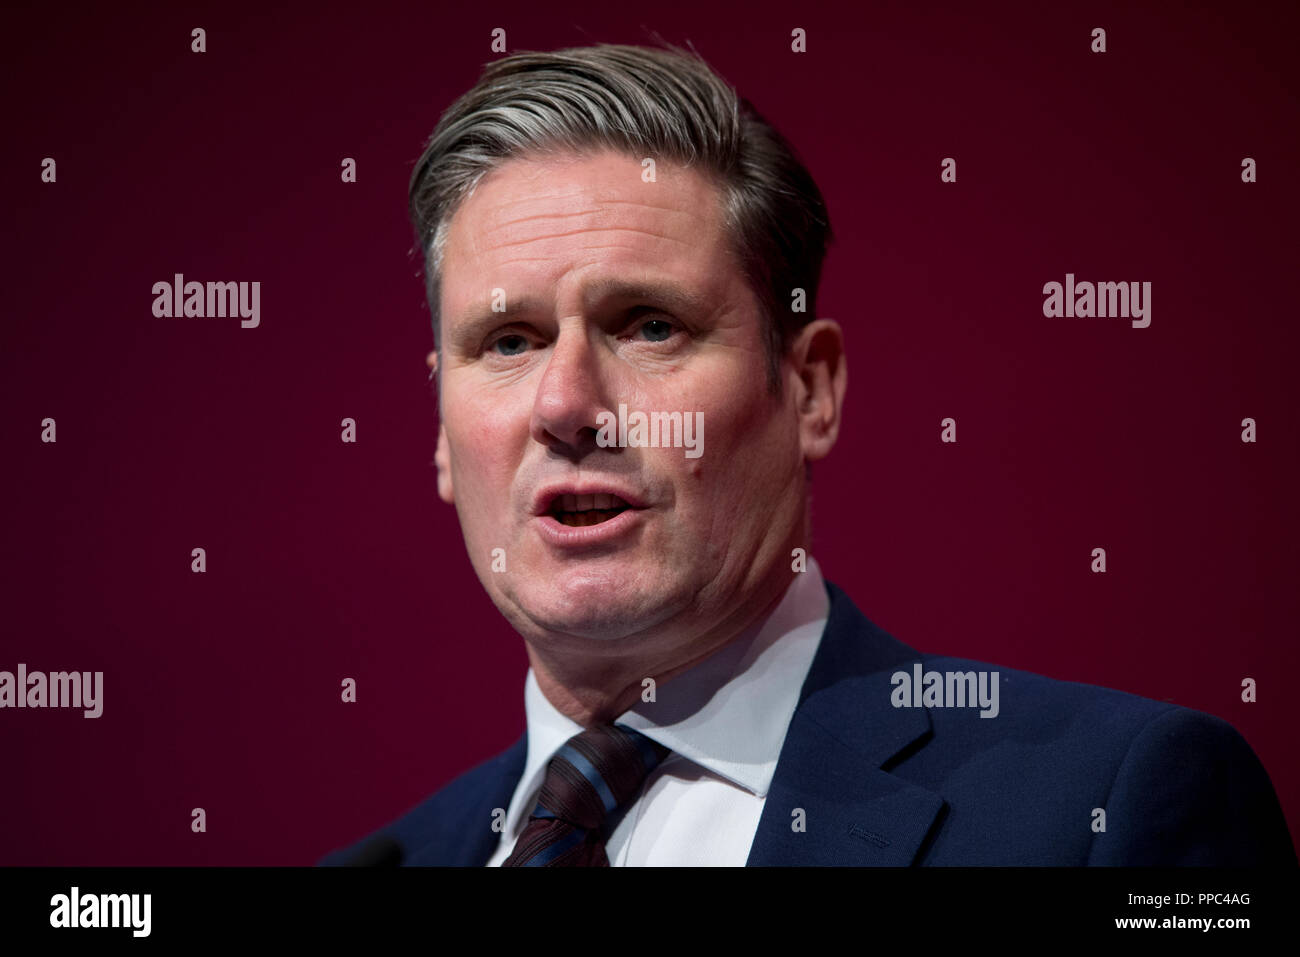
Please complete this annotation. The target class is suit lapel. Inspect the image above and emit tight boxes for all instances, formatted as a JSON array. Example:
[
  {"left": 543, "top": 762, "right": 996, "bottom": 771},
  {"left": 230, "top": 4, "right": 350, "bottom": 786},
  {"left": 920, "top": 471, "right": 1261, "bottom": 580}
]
[{"left": 746, "top": 582, "right": 945, "bottom": 866}]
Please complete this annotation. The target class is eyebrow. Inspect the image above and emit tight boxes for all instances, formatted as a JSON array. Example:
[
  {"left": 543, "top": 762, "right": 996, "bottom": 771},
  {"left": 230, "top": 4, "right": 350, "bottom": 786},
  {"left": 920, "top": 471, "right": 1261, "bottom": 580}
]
[
  {"left": 579, "top": 278, "right": 710, "bottom": 318},
  {"left": 448, "top": 278, "right": 712, "bottom": 346}
]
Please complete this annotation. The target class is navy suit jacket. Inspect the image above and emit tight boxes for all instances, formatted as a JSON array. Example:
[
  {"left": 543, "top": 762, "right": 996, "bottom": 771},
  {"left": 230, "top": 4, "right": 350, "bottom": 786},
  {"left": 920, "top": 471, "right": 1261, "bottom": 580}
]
[{"left": 322, "top": 581, "right": 1296, "bottom": 866}]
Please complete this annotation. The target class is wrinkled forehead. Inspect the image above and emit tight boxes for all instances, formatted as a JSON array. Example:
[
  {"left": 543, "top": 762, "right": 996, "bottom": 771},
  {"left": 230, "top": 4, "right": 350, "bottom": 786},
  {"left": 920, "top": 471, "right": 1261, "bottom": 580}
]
[{"left": 437, "top": 149, "right": 736, "bottom": 318}]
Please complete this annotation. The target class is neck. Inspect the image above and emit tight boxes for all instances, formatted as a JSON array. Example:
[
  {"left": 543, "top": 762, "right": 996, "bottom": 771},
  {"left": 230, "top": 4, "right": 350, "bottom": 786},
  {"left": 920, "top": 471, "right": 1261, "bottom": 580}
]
[{"left": 526, "top": 565, "right": 797, "bottom": 727}]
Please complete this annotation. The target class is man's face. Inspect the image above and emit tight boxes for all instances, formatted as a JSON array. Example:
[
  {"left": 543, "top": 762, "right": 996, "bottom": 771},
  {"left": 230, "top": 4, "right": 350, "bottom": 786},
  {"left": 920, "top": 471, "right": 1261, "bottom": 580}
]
[{"left": 435, "top": 148, "right": 809, "bottom": 649}]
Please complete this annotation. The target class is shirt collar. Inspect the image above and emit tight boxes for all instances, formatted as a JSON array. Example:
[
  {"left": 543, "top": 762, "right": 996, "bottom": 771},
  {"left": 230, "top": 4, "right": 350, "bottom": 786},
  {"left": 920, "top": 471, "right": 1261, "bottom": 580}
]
[{"left": 501, "top": 559, "right": 830, "bottom": 839}]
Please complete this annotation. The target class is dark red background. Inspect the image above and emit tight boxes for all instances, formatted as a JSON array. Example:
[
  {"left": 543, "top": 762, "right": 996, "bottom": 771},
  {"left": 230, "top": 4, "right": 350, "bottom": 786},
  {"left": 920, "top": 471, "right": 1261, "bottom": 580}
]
[{"left": 2, "top": 0, "right": 1296, "bottom": 864}]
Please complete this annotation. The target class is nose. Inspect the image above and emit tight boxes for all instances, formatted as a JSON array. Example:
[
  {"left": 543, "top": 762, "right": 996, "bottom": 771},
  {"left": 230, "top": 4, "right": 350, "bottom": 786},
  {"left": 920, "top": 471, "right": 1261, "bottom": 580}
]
[{"left": 529, "top": 322, "right": 612, "bottom": 457}]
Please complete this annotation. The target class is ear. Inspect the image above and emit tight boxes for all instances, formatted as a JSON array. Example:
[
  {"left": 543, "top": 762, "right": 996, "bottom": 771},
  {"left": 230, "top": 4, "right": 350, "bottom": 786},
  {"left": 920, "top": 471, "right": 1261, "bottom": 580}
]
[
  {"left": 789, "top": 318, "right": 847, "bottom": 462},
  {"left": 435, "top": 422, "right": 454, "bottom": 504},
  {"left": 427, "top": 349, "right": 455, "bottom": 505}
]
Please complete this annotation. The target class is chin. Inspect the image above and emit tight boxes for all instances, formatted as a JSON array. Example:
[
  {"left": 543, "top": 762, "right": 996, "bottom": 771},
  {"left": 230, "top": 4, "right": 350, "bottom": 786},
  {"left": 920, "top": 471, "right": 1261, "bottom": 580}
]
[{"left": 503, "top": 569, "right": 686, "bottom": 642}]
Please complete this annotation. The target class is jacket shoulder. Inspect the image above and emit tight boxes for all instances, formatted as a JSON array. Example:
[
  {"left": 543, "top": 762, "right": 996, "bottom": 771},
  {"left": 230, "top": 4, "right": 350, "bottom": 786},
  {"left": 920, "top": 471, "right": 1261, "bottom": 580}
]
[{"left": 891, "top": 653, "right": 1295, "bottom": 865}]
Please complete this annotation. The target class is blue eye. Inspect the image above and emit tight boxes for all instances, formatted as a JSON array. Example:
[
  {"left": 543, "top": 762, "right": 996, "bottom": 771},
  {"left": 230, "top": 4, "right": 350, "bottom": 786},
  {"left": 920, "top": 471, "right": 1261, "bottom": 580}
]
[
  {"left": 639, "top": 319, "right": 674, "bottom": 342},
  {"left": 493, "top": 334, "right": 529, "bottom": 356}
]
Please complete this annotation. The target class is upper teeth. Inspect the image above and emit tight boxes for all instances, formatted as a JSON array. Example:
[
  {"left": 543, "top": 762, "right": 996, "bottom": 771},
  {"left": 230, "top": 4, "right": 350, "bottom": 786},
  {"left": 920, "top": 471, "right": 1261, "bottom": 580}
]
[{"left": 556, "top": 493, "right": 623, "bottom": 511}]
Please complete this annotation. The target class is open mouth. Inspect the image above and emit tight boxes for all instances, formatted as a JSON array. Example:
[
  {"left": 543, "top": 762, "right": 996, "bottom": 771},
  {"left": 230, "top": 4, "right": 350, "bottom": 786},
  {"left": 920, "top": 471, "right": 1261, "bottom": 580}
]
[{"left": 548, "top": 493, "right": 632, "bottom": 528}]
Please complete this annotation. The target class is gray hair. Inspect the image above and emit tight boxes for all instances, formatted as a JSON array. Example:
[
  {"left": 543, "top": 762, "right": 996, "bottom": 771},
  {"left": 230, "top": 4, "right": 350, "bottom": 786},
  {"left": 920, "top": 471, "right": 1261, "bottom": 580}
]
[{"left": 408, "top": 42, "right": 833, "bottom": 390}]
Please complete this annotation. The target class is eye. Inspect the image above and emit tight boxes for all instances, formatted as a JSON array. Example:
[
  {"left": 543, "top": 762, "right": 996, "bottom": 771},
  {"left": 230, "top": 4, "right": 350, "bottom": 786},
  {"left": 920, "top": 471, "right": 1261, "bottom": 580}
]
[
  {"left": 636, "top": 318, "right": 676, "bottom": 343},
  {"left": 491, "top": 333, "right": 530, "bottom": 356}
]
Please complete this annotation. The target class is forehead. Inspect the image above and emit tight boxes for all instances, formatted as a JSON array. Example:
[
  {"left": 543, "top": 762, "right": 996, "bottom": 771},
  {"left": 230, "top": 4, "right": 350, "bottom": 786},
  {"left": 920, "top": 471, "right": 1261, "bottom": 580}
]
[{"left": 438, "top": 149, "right": 738, "bottom": 319}]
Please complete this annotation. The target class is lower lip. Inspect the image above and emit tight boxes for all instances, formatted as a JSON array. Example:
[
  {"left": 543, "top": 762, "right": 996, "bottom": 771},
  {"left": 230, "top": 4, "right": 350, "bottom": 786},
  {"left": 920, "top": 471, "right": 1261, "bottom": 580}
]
[{"left": 533, "top": 508, "right": 647, "bottom": 548}]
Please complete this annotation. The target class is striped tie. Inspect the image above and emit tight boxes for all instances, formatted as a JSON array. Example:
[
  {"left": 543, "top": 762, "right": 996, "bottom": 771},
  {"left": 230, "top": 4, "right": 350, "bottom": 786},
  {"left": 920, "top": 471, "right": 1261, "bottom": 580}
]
[{"left": 502, "top": 723, "right": 671, "bottom": 867}]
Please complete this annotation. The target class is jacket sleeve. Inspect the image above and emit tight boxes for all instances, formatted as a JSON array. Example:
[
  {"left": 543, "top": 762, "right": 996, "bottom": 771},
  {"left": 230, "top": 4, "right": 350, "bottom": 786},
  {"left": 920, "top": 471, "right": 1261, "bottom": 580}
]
[{"left": 1087, "top": 706, "right": 1296, "bottom": 865}]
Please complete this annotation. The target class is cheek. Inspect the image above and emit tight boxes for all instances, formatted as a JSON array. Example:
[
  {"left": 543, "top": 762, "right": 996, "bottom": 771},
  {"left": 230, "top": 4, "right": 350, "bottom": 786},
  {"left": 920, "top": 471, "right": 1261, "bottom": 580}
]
[
  {"left": 662, "top": 390, "right": 787, "bottom": 516},
  {"left": 446, "top": 431, "right": 515, "bottom": 534},
  {"left": 445, "top": 390, "right": 529, "bottom": 494},
  {"left": 679, "top": 377, "right": 780, "bottom": 458},
  {"left": 714, "top": 396, "right": 799, "bottom": 496}
]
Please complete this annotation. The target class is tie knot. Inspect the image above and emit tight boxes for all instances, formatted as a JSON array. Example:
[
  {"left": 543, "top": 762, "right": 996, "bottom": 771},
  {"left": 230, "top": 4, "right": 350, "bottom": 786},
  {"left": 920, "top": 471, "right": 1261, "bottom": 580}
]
[{"left": 534, "top": 723, "right": 670, "bottom": 832}]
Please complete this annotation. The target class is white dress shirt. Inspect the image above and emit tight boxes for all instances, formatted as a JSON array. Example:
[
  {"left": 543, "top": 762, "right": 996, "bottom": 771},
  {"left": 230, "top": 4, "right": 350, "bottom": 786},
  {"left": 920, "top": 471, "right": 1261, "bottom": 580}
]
[{"left": 485, "top": 558, "right": 830, "bottom": 866}]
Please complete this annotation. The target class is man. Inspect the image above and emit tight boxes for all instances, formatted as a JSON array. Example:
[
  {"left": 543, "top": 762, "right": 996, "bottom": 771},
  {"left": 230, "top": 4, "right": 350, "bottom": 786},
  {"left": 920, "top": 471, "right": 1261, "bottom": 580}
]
[{"left": 322, "top": 43, "right": 1295, "bottom": 866}]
